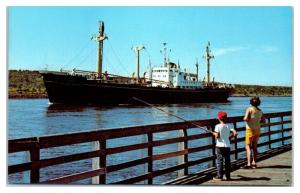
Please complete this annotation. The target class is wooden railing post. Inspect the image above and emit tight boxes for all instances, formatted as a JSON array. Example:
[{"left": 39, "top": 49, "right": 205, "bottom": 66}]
[
  {"left": 210, "top": 126, "right": 216, "bottom": 167},
  {"left": 183, "top": 128, "right": 188, "bottom": 176},
  {"left": 281, "top": 116, "right": 284, "bottom": 145},
  {"left": 177, "top": 128, "right": 187, "bottom": 177},
  {"left": 147, "top": 132, "right": 153, "bottom": 184},
  {"left": 92, "top": 140, "right": 106, "bottom": 184},
  {"left": 268, "top": 118, "right": 272, "bottom": 150},
  {"left": 92, "top": 141, "right": 100, "bottom": 184},
  {"left": 99, "top": 140, "right": 107, "bottom": 184},
  {"left": 233, "top": 122, "right": 238, "bottom": 160},
  {"left": 30, "top": 142, "right": 40, "bottom": 183}
]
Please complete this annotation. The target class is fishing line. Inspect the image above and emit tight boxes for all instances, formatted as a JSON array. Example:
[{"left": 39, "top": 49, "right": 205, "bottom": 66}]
[{"left": 132, "top": 97, "right": 213, "bottom": 134}]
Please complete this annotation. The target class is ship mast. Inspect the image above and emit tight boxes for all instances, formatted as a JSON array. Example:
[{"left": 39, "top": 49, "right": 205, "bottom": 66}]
[
  {"left": 160, "top": 43, "right": 171, "bottom": 67},
  {"left": 132, "top": 45, "right": 145, "bottom": 82},
  {"left": 195, "top": 58, "right": 199, "bottom": 81},
  {"left": 203, "top": 41, "right": 214, "bottom": 84},
  {"left": 91, "top": 21, "right": 108, "bottom": 78}
]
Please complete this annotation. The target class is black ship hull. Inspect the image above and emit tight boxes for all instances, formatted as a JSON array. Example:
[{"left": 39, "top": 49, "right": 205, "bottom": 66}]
[{"left": 41, "top": 72, "right": 232, "bottom": 105}]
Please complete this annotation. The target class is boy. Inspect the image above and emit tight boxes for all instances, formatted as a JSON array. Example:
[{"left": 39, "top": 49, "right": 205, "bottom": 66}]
[{"left": 213, "top": 111, "right": 237, "bottom": 181}]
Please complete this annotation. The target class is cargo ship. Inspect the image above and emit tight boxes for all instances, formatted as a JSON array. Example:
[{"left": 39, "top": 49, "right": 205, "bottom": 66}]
[{"left": 40, "top": 21, "right": 234, "bottom": 105}]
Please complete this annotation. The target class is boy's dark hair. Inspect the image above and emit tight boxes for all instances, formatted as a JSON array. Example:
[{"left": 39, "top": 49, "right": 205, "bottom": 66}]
[{"left": 250, "top": 96, "right": 261, "bottom": 107}]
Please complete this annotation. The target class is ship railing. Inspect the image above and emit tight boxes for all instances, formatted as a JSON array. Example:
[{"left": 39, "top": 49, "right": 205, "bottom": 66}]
[
  {"left": 8, "top": 111, "right": 291, "bottom": 184},
  {"left": 69, "top": 69, "right": 123, "bottom": 80},
  {"left": 204, "top": 82, "right": 235, "bottom": 89},
  {"left": 71, "top": 69, "right": 98, "bottom": 77},
  {"left": 59, "top": 69, "right": 73, "bottom": 74},
  {"left": 221, "top": 83, "right": 235, "bottom": 89},
  {"left": 217, "top": 84, "right": 232, "bottom": 89},
  {"left": 63, "top": 68, "right": 172, "bottom": 87}
]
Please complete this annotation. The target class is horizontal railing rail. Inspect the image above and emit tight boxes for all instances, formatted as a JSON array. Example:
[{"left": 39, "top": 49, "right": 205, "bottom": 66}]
[{"left": 8, "top": 111, "right": 292, "bottom": 184}]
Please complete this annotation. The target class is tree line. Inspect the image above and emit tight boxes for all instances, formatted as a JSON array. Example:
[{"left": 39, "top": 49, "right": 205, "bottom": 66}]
[
  {"left": 9, "top": 70, "right": 47, "bottom": 98},
  {"left": 233, "top": 84, "right": 292, "bottom": 96}
]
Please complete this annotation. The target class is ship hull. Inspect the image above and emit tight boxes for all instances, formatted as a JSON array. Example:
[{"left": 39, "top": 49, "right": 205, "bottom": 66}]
[{"left": 41, "top": 72, "right": 232, "bottom": 105}]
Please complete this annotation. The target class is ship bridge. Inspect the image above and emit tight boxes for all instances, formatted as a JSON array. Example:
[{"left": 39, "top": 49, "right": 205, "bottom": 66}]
[{"left": 146, "top": 62, "right": 204, "bottom": 89}]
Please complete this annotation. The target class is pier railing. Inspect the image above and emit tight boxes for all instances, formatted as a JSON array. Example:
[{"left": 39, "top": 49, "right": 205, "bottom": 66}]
[{"left": 8, "top": 111, "right": 292, "bottom": 184}]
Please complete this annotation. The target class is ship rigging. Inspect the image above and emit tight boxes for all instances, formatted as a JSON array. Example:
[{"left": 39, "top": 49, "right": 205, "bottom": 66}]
[{"left": 40, "top": 21, "right": 234, "bottom": 105}]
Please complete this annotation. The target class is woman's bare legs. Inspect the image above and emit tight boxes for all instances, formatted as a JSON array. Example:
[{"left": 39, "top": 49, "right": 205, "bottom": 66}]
[
  {"left": 245, "top": 144, "right": 252, "bottom": 166},
  {"left": 251, "top": 136, "right": 259, "bottom": 166}
]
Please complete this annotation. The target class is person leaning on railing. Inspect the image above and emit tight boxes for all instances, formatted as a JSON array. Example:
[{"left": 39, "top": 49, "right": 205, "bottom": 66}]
[
  {"left": 212, "top": 111, "right": 237, "bottom": 181},
  {"left": 243, "top": 96, "right": 265, "bottom": 169}
]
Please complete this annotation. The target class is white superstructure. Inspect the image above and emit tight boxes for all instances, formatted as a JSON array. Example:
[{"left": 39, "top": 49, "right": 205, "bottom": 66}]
[{"left": 146, "top": 62, "right": 203, "bottom": 89}]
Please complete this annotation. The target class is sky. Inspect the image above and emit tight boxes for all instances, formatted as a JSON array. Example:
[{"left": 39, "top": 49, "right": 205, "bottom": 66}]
[{"left": 8, "top": 6, "right": 292, "bottom": 86}]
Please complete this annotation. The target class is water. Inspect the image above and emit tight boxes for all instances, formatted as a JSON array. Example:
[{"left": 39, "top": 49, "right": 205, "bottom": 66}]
[{"left": 8, "top": 97, "right": 292, "bottom": 184}]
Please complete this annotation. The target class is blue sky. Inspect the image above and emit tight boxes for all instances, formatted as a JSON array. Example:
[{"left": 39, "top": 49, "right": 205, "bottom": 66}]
[{"left": 8, "top": 6, "right": 292, "bottom": 86}]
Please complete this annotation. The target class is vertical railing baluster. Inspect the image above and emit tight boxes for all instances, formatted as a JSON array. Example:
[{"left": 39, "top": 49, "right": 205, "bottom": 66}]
[
  {"left": 268, "top": 118, "right": 272, "bottom": 150},
  {"left": 281, "top": 116, "right": 285, "bottom": 145},
  {"left": 99, "top": 140, "right": 107, "bottom": 184},
  {"left": 183, "top": 128, "right": 188, "bottom": 176},
  {"left": 92, "top": 139, "right": 107, "bottom": 184},
  {"left": 147, "top": 132, "right": 153, "bottom": 184},
  {"left": 210, "top": 126, "right": 216, "bottom": 167},
  {"left": 177, "top": 129, "right": 185, "bottom": 177},
  {"left": 92, "top": 141, "right": 100, "bottom": 184},
  {"left": 30, "top": 141, "right": 40, "bottom": 183},
  {"left": 233, "top": 122, "right": 238, "bottom": 160}
]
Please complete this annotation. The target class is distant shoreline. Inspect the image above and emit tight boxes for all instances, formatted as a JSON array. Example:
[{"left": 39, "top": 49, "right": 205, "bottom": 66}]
[
  {"left": 8, "top": 95, "right": 48, "bottom": 99},
  {"left": 8, "top": 95, "right": 292, "bottom": 99},
  {"left": 231, "top": 94, "right": 292, "bottom": 97}
]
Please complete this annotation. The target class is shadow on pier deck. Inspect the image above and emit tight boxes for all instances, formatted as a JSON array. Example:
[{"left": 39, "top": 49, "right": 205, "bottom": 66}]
[{"left": 165, "top": 144, "right": 292, "bottom": 185}]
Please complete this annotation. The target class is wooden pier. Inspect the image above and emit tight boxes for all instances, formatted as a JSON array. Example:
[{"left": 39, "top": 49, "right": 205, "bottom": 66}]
[
  {"left": 165, "top": 144, "right": 291, "bottom": 185},
  {"left": 8, "top": 111, "right": 292, "bottom": 185},
  {"left": 203, "top": 149, "right": 292, "bottom": 186}
]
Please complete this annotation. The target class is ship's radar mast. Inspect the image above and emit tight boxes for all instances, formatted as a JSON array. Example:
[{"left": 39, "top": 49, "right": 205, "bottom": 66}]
[
  {"left": 160, "top": 43, "right": 171, "bottom": 67},
  {"left": 203, "top": 41, "right": 214, "bottom": 83},
  {"left": 91, "top": 21, "right": 108, "bottom": 77},
  {"left": 195, "top": 58, "right": 199, "bottom": 81}
]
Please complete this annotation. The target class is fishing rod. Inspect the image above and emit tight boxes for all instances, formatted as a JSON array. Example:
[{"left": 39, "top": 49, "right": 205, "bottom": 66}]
[{"left": 132, "top": 97, "right": 213, "bottom": 134}]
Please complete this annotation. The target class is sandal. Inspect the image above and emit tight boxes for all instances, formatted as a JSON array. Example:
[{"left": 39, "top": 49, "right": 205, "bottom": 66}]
[
  {"left": 251, "top": 164, "right": 257, "bottom": 169},
  {"left": 242, "top": 165, "right": 252, "bottom": 169}
]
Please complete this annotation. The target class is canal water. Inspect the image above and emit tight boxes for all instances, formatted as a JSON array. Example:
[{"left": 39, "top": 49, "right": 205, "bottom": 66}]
[{"left": 8, "top": 97, "right": 292, "bottom": 184}]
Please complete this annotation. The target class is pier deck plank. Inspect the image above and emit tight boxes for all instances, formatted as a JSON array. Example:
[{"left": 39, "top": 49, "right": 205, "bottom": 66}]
[{"left": 202, "top": 151, "right": 292, "bottom": 186}]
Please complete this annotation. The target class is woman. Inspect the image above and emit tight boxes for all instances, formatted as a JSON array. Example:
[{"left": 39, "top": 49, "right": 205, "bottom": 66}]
[{"left": 243, "top": 96, "right": 264, "bottom": 169}]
